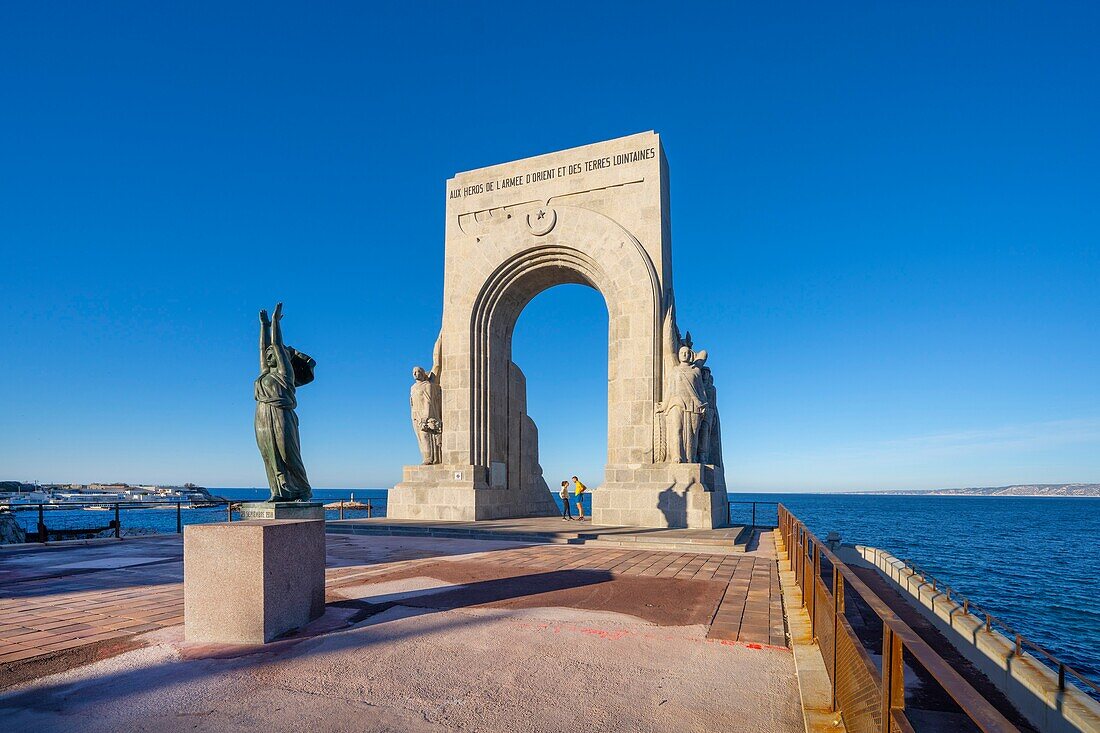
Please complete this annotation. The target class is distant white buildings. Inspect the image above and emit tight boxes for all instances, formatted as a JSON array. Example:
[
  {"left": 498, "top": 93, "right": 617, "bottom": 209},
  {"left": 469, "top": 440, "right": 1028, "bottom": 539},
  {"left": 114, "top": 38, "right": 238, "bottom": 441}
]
[{"left": 0, "top": 482, "right": 216, "bottom": 507}]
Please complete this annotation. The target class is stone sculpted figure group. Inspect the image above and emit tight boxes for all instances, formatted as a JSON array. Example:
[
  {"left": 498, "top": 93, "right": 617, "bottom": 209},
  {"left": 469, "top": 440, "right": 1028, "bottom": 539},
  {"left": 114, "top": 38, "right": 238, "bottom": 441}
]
[{"left": 659, "top": 299, "right": 722, "bottom": 466}]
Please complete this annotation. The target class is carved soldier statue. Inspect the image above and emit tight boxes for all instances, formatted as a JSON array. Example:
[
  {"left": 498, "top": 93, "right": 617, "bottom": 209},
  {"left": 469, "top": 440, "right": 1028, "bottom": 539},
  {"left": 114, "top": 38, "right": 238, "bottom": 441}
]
[
  {"left": 660, "top": 299, "right": 709, "bottom": 463},
  {"left": 666, "top": 345, "right": 709, "bottom": 462},
  {"left": 410, "top": 334, "right": 443, "bottom": 464},
  {"left": 697, "top": 366, "right": 722, "bottom": 466}
]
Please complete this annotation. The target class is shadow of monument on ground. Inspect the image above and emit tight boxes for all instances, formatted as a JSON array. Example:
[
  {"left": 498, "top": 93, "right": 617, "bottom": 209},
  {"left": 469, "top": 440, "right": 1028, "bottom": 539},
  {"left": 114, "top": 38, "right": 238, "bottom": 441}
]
[{"left": 337, "top": 568, "right": 615, "bottom": 618}]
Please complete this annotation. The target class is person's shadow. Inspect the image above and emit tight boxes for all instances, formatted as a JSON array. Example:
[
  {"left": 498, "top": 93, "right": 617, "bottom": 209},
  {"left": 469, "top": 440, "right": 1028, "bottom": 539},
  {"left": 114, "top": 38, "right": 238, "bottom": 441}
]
[{"left": 657, "top": 487, "right": 687, "bottom": 528}]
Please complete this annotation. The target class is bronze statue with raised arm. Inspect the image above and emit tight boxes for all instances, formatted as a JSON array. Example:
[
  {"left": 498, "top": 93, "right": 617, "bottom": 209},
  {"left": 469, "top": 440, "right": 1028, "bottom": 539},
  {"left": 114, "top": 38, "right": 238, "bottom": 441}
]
[{"left": 255, "top": 302, "right": 315, "bottom": 502}]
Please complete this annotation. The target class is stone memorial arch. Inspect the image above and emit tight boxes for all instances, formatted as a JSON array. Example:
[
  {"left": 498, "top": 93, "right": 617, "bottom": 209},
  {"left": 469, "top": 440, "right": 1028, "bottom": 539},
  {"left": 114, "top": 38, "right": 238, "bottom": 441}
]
[{"left": 390, "top": 132, "right": 727, "bottom": 528}]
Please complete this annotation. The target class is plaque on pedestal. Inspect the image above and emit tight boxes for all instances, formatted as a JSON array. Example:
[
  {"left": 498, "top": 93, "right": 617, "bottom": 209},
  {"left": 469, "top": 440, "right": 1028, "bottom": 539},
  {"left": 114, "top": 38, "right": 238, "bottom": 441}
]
[{"left": 239, "top": 501, "right": 325, "bottom": 521}]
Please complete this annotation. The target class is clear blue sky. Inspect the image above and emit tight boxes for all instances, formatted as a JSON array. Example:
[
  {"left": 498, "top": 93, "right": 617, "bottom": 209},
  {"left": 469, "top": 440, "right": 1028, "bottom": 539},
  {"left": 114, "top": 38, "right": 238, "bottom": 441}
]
[{"left": 2, "top": 3, "right": 1098, "bottom": 492}]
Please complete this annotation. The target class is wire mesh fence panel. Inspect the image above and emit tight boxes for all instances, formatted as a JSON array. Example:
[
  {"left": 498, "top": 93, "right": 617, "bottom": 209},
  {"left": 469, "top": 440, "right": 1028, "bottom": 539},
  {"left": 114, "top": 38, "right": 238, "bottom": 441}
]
[
  {"left": 814, "top": 575, "right": 837, "bottom": 682},
  {"left": 834, "top": 612, "right": 884, "bottom": 733}
]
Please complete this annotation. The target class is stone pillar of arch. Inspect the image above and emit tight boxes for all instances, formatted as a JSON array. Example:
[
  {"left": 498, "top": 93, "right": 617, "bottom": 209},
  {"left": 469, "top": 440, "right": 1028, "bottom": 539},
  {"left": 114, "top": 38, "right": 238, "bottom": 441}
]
[{"left": 389, "top": 132, "right": 728, "bottom": 528}]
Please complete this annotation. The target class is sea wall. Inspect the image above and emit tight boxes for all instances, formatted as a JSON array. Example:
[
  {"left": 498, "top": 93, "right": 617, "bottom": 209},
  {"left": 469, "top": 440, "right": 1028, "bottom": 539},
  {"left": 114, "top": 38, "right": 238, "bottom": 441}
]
[{"left": 855, "top": 545, "right": 1100, "bottom": 733}]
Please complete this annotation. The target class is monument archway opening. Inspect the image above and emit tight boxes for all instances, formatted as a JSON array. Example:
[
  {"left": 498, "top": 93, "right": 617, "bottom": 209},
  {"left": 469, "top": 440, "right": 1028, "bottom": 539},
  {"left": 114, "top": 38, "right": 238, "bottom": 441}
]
[
  {"left": 510, "top": 283, "right": 609, "bottom": 494},
  {"left": 389, "top": 132, "right": 728, "bottom": 528}
]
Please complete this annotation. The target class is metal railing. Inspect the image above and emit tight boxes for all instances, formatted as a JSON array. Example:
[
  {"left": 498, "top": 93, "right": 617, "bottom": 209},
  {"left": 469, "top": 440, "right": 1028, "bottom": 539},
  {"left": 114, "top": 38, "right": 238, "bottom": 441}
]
[
  {"left": 3, "top": 497, "right": 391, "bottom": 544},
  {"left": 778, "top": 504, "right": 1019, "bottom": 733},
  {"left": 885, "top": 552, "right": 1100, "bottom": 699},
  {"left": 326, "top": 499, "right": 385, "bottom": 520},
  {"left": 225, "top": 500, "right": 388, "bottom": 521},
  {"left": 727, "top": 500, "right": 779, "bottom": 527},
  {"left": 4, "top": 500, "right": 230, "bottom": 543}
]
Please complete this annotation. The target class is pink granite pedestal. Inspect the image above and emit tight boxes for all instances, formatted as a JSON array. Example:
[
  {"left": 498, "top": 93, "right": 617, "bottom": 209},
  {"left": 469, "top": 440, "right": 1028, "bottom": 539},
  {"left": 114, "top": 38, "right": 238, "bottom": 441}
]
[{"left": 184, "top": 519, "right": 325, "bottom": 644}]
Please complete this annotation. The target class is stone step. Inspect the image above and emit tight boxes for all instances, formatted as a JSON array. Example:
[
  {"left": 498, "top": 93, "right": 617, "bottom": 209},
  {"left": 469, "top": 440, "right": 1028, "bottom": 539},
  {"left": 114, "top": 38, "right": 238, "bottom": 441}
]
[
  {"left": 326, "top": 525, "right": 565, "bottom": 543},
  {"left": 325, "top": 522, "right": 752, "bottom": 555},
  {"left": 576, "top": 531, "right": 750, "bottom": 545},
  {"left": 579, "top": 538, "right": 744, "bottom": 555}
]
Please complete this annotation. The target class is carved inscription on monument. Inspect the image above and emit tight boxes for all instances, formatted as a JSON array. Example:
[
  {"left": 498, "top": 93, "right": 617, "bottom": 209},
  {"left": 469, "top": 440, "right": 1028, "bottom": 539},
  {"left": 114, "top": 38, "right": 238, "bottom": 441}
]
[{"left": 448, "top": 145, "right": 656, "bottom": 200}]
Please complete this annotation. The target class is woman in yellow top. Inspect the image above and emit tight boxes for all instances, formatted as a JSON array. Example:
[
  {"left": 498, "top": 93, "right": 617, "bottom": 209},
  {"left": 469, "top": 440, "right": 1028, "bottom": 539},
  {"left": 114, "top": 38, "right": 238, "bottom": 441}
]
[{"left": 572, "top": 476, "right": 588, "bottom": 520}]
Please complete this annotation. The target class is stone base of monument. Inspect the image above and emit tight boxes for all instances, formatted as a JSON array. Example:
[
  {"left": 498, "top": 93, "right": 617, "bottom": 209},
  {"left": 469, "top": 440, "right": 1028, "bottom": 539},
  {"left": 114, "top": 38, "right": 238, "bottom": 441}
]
[
  {"left": 238, "top": 500, "right": 324, "bottom": 520},
  {"left": 592, "top": 463, "right": 729, "bottom": 529},
  {"left": 389, "top": 462, "right": 726, "bottom": 529},
  {"left": 184, "top": 519, "right": 325, "bottom": 644},
  {"left": 389, "top": 464, "right": 559, "bottom": 521}
]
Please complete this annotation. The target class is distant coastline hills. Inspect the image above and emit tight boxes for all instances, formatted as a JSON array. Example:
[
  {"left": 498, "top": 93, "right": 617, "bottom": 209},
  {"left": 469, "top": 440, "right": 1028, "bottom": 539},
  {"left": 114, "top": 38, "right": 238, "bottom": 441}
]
[{"left": 854, "top": 483, "right": 1100, "bottom": 497}]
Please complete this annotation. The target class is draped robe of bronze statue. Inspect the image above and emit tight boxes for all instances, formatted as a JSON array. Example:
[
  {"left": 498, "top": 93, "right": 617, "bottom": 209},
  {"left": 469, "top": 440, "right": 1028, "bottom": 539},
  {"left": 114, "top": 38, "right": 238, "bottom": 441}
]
[{"left": 255, "top": 303, "right": 315, "bottom": 502}]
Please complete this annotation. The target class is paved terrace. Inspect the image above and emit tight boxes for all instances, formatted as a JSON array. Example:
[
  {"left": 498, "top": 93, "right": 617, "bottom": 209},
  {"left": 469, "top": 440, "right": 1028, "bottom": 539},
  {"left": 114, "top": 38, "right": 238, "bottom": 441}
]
[{"left": 0, "top": 530, "right": 799, "bottom": 733}]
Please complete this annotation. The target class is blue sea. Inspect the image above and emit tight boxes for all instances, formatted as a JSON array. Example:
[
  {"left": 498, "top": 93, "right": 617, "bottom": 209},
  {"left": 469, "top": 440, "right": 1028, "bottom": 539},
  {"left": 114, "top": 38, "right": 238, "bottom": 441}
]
[{"left": 11, "top": 489, "right": 1098, "bottom": 688}]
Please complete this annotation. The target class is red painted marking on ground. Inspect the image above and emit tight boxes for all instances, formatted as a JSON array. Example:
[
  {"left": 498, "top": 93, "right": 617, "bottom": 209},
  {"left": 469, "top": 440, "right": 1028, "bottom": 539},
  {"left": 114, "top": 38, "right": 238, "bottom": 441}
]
[{"left": 578, "top": 627, "right": 630, "bottom": 640}]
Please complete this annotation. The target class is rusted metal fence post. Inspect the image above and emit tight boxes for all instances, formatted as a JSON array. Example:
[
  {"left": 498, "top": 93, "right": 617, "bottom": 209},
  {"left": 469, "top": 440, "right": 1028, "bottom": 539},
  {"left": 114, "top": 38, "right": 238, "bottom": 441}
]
[
  {"left": 881, "top": 623, "right": 904, "bottom": 733},
  {"left": 810, "top": 541, "right": 820, "bottom": 640},
  {"left": 793, "top": 526, "right": 798, "bottom": 583},
  {"left": 832, "top": 564, "right": 840, "bottom": 711},
  {"left": 837, "top": 569, "right": 845, "bottom": 613},
  {"left": 339, "top": 500, "right": 345, "bottom": 520},
  {"left": 176, "top": 502, "right": 182, "bottom": 533},
  {"left": 114, "top": 503, "right": 121, "bottom": 538},
  {"left": 367, "top": 499, "right": 373, "bottom": 518},
  {"left": 797, "top": 528, "right": 805, "bottom": 591},
  {"left": 804, "top": 531, "right": 812, "bottom": 600},
  {"left": 38, "top": 503, "right": 46, "bottom": 543},
  {"left": 796, "top": 527, "right": 803, "bottom": 590}
]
